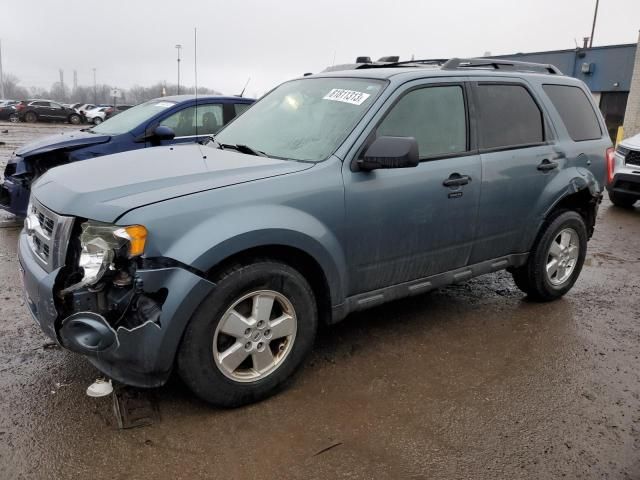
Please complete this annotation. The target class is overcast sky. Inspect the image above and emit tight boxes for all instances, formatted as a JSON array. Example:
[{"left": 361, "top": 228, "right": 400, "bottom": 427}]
[{"left": 2, "top": 0, "right": 639, "bottom": 97}]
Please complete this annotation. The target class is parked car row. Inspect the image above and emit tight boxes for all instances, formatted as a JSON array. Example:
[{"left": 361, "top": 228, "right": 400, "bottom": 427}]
[{"left": 0, "top": 99, "right": 138, "bottom": 125}]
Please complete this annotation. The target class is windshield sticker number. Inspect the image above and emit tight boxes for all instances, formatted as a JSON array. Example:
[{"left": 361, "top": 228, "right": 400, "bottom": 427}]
[
  {"left": 154, "top": 102, "right": 174, "bottom": 108},
  {"left": 323, "top": 89, "right": 370, "bottom": 106}
]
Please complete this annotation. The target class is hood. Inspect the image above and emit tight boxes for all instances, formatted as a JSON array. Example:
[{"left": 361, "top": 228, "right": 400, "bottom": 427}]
[
  {"left": 33, "top": 143, "right": 314, "bottom": 222},
  {"left": 621, "top": 133, "right": 640, "bottom": 151},
  {"left": 15, "top": 129, "right": 111, "bottom": 157}
]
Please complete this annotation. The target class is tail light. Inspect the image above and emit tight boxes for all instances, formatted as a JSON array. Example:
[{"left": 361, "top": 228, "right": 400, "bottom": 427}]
[{"left": 605, "top": 147, "right": 615, "bottom": 185}]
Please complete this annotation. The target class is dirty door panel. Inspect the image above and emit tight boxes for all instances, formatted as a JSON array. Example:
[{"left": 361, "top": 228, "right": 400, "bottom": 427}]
[
  {"left": 469, "top": 81, "right": 558, "bottom": 263},
  {"left": 344, "top": 82, "right": 481, "bottom": 295}
]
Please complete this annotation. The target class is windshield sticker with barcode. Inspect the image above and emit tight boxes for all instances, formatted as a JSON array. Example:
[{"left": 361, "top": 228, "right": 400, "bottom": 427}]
[{"left": 323, "top": 89, "right": 371, "bottom": 105}]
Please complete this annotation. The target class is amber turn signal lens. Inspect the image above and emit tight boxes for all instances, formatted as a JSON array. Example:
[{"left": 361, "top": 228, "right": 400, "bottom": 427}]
[{"left": 114, "top": 225, "right": 148, "bottom": 257}]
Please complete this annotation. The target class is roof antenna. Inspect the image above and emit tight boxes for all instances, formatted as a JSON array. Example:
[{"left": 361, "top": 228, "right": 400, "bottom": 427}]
[
  {"left": 239, "top": 77, "right": 251, "bottom": 97},
  {"left": 194, "top": 27, "right": 198, "bottom": 138}
]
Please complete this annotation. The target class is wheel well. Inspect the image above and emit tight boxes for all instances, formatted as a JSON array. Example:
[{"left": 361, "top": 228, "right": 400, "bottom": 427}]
[
  {"left": 548, "top": 188, "right": 599, "bottom": 238},
  {"left": 206, "top": 245, "right": 333, "bottom": 325}
]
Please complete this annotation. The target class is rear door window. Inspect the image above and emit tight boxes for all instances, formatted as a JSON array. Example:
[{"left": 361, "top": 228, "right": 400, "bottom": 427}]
[
  {"left": 476, "top": 84, "right": 544, "bottom": 149},
  {"left": 376, "top": 85, "right": 467, "bottom": 158},
  {"left": 542, "top": 84, "right": 602, "bottom": 141}
]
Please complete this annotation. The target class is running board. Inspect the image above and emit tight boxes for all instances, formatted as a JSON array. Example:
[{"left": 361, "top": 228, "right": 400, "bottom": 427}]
[{"left": 331, "top": 253, "right": 528, "bottom": 322}]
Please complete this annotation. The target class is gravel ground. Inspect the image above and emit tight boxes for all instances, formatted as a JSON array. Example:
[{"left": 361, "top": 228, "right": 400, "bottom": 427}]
[{"left": 0, "top": 123, "right": 639, "bottom": 479}]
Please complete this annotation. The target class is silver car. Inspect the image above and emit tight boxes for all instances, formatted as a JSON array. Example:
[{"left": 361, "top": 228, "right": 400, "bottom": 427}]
[{"left": 607, "top": 133, "right": 640, "bottom": 207}]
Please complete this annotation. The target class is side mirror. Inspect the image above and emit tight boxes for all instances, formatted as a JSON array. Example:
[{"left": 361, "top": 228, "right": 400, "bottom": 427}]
[
  {"left": 358, "top": 136, "right": 419, "bottom": 171},
  {"left": 153, "top": 125, "right": 175, "bottom": 141}
]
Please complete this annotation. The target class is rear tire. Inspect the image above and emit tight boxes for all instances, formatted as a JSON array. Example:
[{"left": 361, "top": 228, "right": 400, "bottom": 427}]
[
  {"left": 512, "top": 210, "right": 587, "bottom": 302},
  {"left": 24, "top": 111, "right": 37, "bottom": 123},
  {"left": 93, "top": 117, "right": 102, "bottom": 125},
  {"left": 608, "top": 191, "right": 636, "bottom": 208},
  {"left": 177, "top": 260, "right": 317, "bottom": 407}
]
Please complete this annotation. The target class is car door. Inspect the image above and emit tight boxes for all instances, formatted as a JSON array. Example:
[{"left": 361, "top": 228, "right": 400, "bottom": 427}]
[
  {"left": 31, "top": 101, "right": 48, "bottom": 118},
  {"left": 48, "top": 102, "right": 66, "bottom": 120},
  {"left": 467, "top": 80, "right": 560, "bottom": 264},
  {"left": 155, "top": 103, "right": 224, "bottom": 145},
  {"left": 343, "top": 80, "right": 481, "bottom": 295}
]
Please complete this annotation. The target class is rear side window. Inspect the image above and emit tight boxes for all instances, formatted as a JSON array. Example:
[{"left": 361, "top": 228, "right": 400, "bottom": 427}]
[
  {"left": 542, "top": 84, "right": 602, "bottom": 141},
  {"left": 377, "top": 85, "right": 467, "bottom": 158},
  {"left": 234, "top": 103, "right": 251, "bottom": 116},
  {"left": 476, "top": 84, "right": 544, "bottom": 149}
]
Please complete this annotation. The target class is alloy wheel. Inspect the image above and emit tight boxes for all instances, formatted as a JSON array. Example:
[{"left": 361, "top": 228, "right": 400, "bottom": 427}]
[
  {"left": 546, "top": 228, "right": 580, "bottom": 285},
  {"left": 213, "top": 290, "right": 297, "bottom": 382}
]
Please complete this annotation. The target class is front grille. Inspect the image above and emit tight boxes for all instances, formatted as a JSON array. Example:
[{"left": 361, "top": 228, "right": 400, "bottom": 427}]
[
  {"left": 25, "top": 199, "right": 74, "bottom": 273},
  {"left": 625, "top": 149, "right": 640, "bottom": 167}
]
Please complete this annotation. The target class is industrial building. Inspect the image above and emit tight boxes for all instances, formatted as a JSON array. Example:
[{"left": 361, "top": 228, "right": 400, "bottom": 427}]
[{"left": 492, "top": 37, "right": 639, "bottom": 140}]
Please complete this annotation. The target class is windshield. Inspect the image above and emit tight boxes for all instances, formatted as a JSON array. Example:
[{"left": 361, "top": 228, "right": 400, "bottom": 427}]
[
  {"left": 90, "top": 99, "right": 177, "bottom": 135},
  {"left": 214, "top": 77, "right": 385, "bottom": 161}
]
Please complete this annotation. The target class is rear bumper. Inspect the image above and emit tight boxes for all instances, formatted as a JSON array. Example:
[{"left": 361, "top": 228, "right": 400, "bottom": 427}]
[{"left": 18, "top": 230, "right": 216, "bottom": 388}]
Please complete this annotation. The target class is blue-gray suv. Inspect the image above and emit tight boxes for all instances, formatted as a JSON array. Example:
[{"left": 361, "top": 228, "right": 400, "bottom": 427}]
[{"left": 18, "top": 58, "right": 612, "bottom": 407}]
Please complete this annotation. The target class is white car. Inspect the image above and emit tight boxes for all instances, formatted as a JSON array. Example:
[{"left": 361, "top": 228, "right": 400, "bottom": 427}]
[
  {"left": 607, "top": 133, "right": 640, "bottom": 208},
  {"left": 76, "top": 104, "right": 96, "bottom": 115},
  {"left": 85, "top": 106, "right": 110, "bottom": 125}
]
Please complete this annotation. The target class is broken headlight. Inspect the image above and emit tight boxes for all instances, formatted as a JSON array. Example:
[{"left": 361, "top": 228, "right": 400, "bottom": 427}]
[{"left": 63, "top": 221, "right": 147, "bottom": 293}]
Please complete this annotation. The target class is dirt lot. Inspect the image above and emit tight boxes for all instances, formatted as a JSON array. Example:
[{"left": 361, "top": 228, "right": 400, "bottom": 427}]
[{"left": 0, "top": 121, "right": 639, "bottom": 479}]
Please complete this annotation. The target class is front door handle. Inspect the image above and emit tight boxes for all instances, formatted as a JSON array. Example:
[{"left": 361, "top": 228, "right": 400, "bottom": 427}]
[
  {"left": 537, "top": 159, "right": 559, "bottom": 172},
  {"left": 443, "top": 173, "right": 471, "bottom": 187}
]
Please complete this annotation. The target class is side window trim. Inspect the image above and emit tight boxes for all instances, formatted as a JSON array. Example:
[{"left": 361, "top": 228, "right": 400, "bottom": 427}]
[
  {"left": 358, "top": 81, "right": 473, "bottom": 164},
  {"left": 470, "top": 80, "right": 552, "bottom": 153}
]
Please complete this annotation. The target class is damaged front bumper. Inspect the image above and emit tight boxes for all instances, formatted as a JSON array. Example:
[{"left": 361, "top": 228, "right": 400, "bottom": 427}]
[{"left": 18, "top": 230, "right": 215, "bottom": 387}]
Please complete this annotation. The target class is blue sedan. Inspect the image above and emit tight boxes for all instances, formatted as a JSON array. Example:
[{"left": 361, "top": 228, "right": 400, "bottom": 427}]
[{"left": 0, "top": 95, "right": 254, "bottom": 216}]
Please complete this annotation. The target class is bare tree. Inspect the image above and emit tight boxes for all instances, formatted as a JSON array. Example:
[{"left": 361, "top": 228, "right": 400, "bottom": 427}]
[
  {"left": 1, "top": 74, "right": 30, "bottom": 99},
  {"left": 2, "top": 73, "right": 221, "bottom": 104}
]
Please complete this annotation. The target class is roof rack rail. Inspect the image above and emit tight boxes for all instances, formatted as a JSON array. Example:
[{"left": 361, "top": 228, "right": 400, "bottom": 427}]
[
  {"left": 442, "top": 57, "right": 562, "bottom": 75},
  {"left": 356, "top": 58, "right": 449, "bottom": 69}
]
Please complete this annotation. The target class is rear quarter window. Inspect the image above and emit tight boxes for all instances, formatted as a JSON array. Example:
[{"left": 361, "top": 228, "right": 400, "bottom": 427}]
[{"left": 542, "top": 84, "right": 602, "bottom": 141}]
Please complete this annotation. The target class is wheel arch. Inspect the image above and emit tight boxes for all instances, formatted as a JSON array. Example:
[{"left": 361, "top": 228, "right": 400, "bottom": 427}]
[
  {"left": 528, "top": 169, "right": 602, "bottom": 250},
  {"left": 205, "top": 243, "right": 334, "bottom": 326}
]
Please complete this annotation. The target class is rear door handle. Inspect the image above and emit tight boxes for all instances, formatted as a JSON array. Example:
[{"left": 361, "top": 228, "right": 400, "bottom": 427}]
[
  {"left": 443, "top": 173, "right": 471, "bottom": 187},
  {"left": 537, "top": 159, "right": 559, "bottom": 171}
]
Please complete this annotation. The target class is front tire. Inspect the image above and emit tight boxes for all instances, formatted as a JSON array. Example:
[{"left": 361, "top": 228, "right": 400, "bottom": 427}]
[
  {"left": 177, "top": 260, "right": 317, "bottom": 407},
  {"left": 24, "top": 111, "right": 37, "bottom": 123},
  {"left": 69, "top": 113, "right": 81, "bottom": 125},
  {"left": 512, "top": 210, "right": 587, "bottom": 301},
  {"left": 608, "top": 190, "right": 636, "bottom": 208}
]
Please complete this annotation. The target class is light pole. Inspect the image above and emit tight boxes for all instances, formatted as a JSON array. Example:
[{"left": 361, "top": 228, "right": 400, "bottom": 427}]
[
  {"left": 175, "top": 44, "right": 182, "bottom": 95},
  {"left": 589, "top": 0, "right": 599, "bottom": 48},
  {"left": 92, "top": 68, "right": 97, "bottom": 104},
  {"left": 0, "top": 40, "right": 5, "bottom": 99}
]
